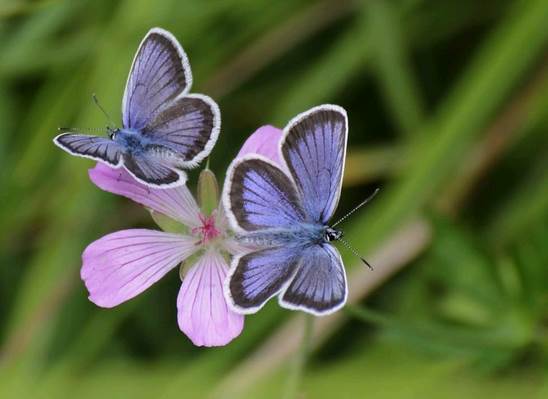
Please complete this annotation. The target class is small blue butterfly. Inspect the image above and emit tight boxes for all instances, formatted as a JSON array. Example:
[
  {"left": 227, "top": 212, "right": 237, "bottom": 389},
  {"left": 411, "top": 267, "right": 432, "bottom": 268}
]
[
  {"left": 223, "top": 105, "right": 354, "bottom": 316},
  {"left": 54, "top": 27, "right": 220, "bottom": 188}
]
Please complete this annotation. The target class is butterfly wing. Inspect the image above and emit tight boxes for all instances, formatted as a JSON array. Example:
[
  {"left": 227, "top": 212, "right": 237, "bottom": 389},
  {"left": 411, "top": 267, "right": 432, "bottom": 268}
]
[
  {"left": 226, "top": 245, "right": 300, "bottom": 314},
  {"left": 142, "top": 94, "right": 220, "bottom": 168},
  {"left": 123, "top": 28, "right": 220, "bottom": 168},
  {"left": 280, "top": 243, "right": 347, "bottom": 315},
  {"left": 281, "top": 105, "right": 347, "bottom": 224},
  {"left": 224, "top": 105, "right": 349, "bottom": 316},
  {"left": 227, "top": 242, "right": 347, "bottom": 315},
  {"left": 122, "top": 152, "right": 184, "bottom": 187},
  {"left": 223, "top": 155, "right": 306, "bottom": 233},
  {"left": 54, "top": 133, "right": 123, "bottom": 167},
  {"left": 122, "top": 28, "right": 192, "bottom": 130},
  {"left": 223, "top": 154, "right": 310, "bottom": 312}
]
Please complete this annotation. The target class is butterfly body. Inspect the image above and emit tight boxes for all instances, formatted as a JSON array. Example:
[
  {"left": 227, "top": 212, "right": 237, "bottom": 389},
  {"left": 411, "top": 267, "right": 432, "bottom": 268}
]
[
  {"left": 110, "top": 128, "right": 174, "bottom": 157},
  {"left": 224, "top": 105, "right": 350, "bottom": 316},
  {"left": 54, "top": 28, "right": 220, "bottom": 188},
  {"left": 238, "top": 224, "right": 342, "bottom": 248},
  {"left": 111, "top": 128, "right": 146, "bottom": 154}
]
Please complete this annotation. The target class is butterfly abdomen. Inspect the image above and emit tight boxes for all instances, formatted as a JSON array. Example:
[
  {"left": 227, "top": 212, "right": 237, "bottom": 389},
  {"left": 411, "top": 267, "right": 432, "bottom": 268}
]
[{"left": 237, "top": 224, "right": 326, "bottom": 248}]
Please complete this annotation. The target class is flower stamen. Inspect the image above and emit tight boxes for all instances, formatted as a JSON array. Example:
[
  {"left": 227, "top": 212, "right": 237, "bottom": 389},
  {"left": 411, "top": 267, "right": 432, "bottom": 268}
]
[{"left": 192, "top": 213, "right": 220, "bottom": 244}]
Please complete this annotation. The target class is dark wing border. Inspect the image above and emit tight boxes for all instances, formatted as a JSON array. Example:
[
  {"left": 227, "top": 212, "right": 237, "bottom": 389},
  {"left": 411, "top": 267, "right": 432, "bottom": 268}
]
[
  {"left": 122, "top": 27, "right": 193, "bottom": 128},
  {"left": 224, "top": 246, "right": 300, "bottom": 314},
  {"left": 222, "top": 154, "right": 305, "bottom": 234},
  {"left": 53, "top": 133, "right": 123, "bottom": 167},
  {"left": 278, "top": 243, "right": 347, "bottom": 316},
  {"left": 279, "top": 104, "right": 348, "bottom": 223},
  {"left": 143, "top": 93, "right": 220, "bottom": 169}
]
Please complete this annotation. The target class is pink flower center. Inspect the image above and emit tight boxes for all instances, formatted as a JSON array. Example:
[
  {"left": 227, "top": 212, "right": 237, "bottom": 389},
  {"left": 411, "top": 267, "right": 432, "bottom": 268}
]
[{"left": 192, "top": 213, "right": 220, "bottom": 245}]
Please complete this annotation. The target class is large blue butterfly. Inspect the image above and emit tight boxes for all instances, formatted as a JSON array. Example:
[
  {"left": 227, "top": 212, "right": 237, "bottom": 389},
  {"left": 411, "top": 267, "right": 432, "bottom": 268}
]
[
  {"left": 54, "top": 28, "right": 220, "bottom": 188},
  {"left": 223, "top": 105, "right": 349, "bottom": 316}
]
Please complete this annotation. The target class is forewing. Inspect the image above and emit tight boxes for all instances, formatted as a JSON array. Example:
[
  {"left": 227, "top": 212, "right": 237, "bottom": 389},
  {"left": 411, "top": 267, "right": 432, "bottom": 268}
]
[
  {"left": 226, "top": 246, "right": 300, "bottom": 314},
  {"left": 54, "top": 133, "right": 123, "bottom": 167},
  {"left": 281, "top": 105, "right": 347, "bottom": 224},
  {"left": 223, "top": 155, "right": 306, "bottom": 233},
  {"left": 123, "top": 152, "right": 184, "bottom": 187},
  {"left": 280, "top": 244, "right": 347, "bottom": 315},
  {"left": 122, "top": 28, "right": 192, "bottom": 130},
  {"left": 142, "top": 94, "right": 220, "bottom": 167}
]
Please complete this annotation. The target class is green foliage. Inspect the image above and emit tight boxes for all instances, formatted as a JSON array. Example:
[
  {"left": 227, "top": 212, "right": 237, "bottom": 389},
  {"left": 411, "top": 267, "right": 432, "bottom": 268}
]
[
  {"left": 349, "top": 216, "right": 548, "bottom": 371},
  {"left": 1, "top": 0, "right": 547, "bottom": 398}
]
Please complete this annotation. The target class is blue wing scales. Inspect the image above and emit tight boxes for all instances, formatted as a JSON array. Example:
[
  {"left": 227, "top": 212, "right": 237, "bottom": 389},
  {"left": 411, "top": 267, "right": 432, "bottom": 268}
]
[
  {"left": 142, "top": 94, "right": 220, "bottom": 168},
  {"left": 223, "top": 105, "right": 350, "bottom": 316},
  {"left": 281, "top": 105, "right": 347, "bottom": 224},
  {"left": 226, "top": 245, "right": 300, "bottom": 313},
  {"left": 122, "top": 28, "right": 192, "bottom": 130},
  {"left": 224, "top": 155, "right": 306, "bottom": 233},
  {"left": 280, "top": 244, "right": 347, "bottom": 315},
  {"left": 54, "top": 134, "right": 123, "bottom": 167}
]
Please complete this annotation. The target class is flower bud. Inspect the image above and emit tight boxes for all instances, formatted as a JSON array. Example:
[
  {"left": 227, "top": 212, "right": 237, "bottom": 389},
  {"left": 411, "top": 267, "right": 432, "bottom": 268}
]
[{"left": 197, "top": 168, "right": 219, "bottom": 215}]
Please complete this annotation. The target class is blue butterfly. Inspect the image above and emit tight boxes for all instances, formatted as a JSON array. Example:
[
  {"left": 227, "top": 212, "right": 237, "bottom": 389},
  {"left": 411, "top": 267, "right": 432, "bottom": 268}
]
[
  {"left": 223, "top": 105, "right": 351, "bottom": 316},
  {"left": 54, "top": 27, "right": 220, "bottom": 188}
]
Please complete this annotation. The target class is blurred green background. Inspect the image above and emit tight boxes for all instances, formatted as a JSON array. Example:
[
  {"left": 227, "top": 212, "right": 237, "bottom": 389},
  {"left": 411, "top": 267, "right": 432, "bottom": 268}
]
[{"left": 1, "top": 0, "right": 547, "bottom": 398}]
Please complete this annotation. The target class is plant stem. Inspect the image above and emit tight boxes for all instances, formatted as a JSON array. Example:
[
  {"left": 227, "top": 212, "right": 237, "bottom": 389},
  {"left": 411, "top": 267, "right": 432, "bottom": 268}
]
[{"left": 282, "top": 314, "right": 314, "bottom": 399}]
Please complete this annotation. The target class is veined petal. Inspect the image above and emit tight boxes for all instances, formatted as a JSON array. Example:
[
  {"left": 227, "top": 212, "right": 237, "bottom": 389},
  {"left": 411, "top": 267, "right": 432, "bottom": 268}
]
[
  {"left": 216, "top": 200, "right": 256, "bottom": 255},
  {"left": 214, "top": 199, "right": 229, "bottom": 232},
  {"left": 223, "top": 236, "right": 256, "bottom": 256},
  {"left": 177, "top": 250, "right": 244, "bottom": 347},
  {"left": 82, "top": 229, "right": 198, "bottom": 307},
  {"left": 236, "top": 125, "right": 282, "bottom": 165},
  {"left": 89, "top": 163, "right": 201, "bottom": 227}
]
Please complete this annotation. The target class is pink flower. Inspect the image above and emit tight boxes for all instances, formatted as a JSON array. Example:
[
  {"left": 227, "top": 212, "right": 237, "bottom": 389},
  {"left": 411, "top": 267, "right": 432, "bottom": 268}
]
[
  {"left": 82, "top": 164, "right": 243, "bottom": 347},
  {"left": 80, "top": 125, "right": 281, "bottom": 346},
  {"left": 237, "top": 125, "right": 283, "bottom": 163}
]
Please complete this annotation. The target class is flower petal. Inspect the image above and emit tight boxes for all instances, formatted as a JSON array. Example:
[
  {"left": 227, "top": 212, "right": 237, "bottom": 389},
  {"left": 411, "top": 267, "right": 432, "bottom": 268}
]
[
  {"left": 236, "top": 125, "right": 282, "bottom": 164},
  {"left": 177, "top": 250, "right": 244, "bottom": 346},
  {"left": 82, "top": 229, "right": 198, "bottom": 307},
  {"left": 214, "top": 201, "right": 250, "bottom": 255},
  {"left": 89, "top": 163, "right": 201, "bottom": 227}
]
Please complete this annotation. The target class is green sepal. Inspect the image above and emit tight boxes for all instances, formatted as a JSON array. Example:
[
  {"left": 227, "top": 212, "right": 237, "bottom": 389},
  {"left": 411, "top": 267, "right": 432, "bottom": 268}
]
[
  {"left": 179, "top": 249, "right": 204, "bottom": 281},
  {"left": 149, "top": 209, "right": 189, "bottom": 234}
]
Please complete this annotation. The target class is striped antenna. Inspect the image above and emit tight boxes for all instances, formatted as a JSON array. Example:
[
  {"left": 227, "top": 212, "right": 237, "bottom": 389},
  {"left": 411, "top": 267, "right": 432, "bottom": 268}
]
[
  {"left": 92, "top": 93, "right": 116, "bottom": 129},
  {"left": 337, "top": 236, "right": 373, "bottom": 270},
  {"left": 331, "top": 188, "right": 380, "bottom": 228},
  {"left": 57, "top": 127, "right": 108, "bottom": 133}
]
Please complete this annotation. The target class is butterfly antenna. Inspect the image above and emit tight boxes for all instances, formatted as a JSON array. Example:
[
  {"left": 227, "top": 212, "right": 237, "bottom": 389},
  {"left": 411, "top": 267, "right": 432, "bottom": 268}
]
[
  {"left": 337, "top": 237, "right": 374, "bottom": 270},
  {"left": 58, "top": 126, "right": 108, "bottom": 133},
  {"left": 92, "top": 93, "right": 116, "bottom": 128},
  {"left": 331, "top": 188, "right": 380, "bottom": 228}
]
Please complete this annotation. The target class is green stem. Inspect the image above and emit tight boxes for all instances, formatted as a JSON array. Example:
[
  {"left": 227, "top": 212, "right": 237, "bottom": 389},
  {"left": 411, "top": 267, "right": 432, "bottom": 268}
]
[{"left": 282, "top": 314, "right": 314, "bottom": 399}]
